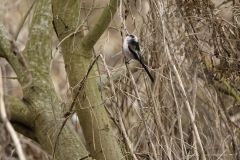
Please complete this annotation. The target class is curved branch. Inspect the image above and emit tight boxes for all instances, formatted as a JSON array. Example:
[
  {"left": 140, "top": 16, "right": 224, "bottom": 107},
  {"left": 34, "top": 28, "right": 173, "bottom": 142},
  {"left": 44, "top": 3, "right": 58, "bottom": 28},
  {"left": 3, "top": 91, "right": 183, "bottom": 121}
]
[
  {"left": 0, "top": 70, "right": 26, "bottom": 160},
  {"left": 0, "top": 22, "right": 30, "bottom": 85},
  {"left": 80, "top": 0, "right": 120, "bottom": 51},
  {"left": 11, "top": 123, "right": 38, "bottom": 142},
  {"left": 4, "top": 94, "right": 33, "bottom": 127}
]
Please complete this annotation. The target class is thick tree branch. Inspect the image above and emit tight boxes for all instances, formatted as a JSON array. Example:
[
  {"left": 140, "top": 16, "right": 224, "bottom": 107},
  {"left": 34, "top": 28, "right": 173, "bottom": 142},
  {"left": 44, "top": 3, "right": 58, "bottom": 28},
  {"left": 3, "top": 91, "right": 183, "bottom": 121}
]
[
  {"left": 52, "top": 0, "right": 124, "bottom": 159},
  {"left": 2, "top": 0, "right": 90, "bottom": 159},
  {"left": 0, "top": 22, "right": 31, "bottom": 88},
  {"left": 4, "top": 95, "right": 32, "bottom": 127},
  {"left": 81, "top": 0, "right": 120, "bottom": 51}
]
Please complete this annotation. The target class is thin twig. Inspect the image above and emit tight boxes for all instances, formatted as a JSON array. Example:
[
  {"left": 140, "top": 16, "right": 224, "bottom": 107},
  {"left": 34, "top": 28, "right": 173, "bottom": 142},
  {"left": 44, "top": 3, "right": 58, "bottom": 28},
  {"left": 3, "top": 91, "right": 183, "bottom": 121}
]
[
  {"left": 52, "top": 55, "right": 99, "bottom": 159},
  {"left": 220, "top": 26, "right": 237, "bottom": 57},
  {"left": 158, "top": 1, "right": 206, "bottom": 159},
  {"left": 170, "top": 72, "right": 186, "bottom": 159},
  {"left": 125, "top": 63, "right": 158, "bottom": 159},
  {"left": 56, "top": 0, "right": 96, "bottom": 49},
  {"left": 14, "top": 0, "right": 37, "bottom": 40},
  {"left": 99, "top": 54, "right": 138, "bottom": 160}
]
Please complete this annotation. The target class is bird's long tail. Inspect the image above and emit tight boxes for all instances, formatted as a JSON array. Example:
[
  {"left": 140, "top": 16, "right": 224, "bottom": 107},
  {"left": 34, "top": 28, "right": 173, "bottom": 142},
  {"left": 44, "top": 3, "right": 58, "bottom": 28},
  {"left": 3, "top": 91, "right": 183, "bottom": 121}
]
[{"left": 139, "top": 60, "right": 154, "bottom": 83}]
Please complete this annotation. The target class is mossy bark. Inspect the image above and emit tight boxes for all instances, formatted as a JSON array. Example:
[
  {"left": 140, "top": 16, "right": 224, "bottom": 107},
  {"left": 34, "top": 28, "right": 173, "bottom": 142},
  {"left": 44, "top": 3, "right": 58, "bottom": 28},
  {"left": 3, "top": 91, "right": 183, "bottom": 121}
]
[{"left": 1, "top": 0, "right": 90, "bottom": 159}]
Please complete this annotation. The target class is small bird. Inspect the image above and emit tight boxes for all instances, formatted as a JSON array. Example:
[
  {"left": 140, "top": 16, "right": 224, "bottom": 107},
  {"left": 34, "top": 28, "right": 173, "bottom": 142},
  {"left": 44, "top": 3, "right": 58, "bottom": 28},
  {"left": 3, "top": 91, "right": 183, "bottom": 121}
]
[{"left": 123, "top": 34, "right": 154, "bottom": 83}]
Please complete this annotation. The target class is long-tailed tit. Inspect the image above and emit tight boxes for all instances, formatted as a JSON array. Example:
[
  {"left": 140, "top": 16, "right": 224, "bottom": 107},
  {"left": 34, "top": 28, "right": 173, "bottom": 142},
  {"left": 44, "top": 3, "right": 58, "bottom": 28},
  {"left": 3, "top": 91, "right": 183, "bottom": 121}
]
[{"left": 123, "top": 34, "right": 154, "bottom": 83}]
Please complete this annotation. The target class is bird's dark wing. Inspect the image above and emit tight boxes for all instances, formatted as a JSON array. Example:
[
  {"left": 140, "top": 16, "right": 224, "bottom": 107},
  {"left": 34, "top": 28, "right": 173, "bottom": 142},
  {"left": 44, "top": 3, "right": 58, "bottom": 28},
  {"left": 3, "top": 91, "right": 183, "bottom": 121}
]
[
  {"left": 128, "top": 45, "right": 140, "bottom": 60},
  {"left": 128, "top": 44, "right": 154, "bottom": 83},
  {"left": 130, "top": 39, "right": 141, "bottom": 51},
  {"left": 128, "top": 40, "right": 142, "bottom": 61}
]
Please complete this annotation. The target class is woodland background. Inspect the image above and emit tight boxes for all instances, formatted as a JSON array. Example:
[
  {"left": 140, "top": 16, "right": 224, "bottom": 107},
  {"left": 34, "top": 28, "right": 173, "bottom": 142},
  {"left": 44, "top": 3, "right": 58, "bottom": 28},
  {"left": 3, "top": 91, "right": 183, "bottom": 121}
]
[{"left": 1, "top": 0, "right": 240, "bottom": 159}]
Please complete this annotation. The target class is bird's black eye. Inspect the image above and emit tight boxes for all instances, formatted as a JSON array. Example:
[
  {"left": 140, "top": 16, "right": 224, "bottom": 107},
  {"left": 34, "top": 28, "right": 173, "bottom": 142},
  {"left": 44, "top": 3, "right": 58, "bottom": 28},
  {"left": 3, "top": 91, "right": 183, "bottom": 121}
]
[{"left": 129, "top": 35, "right": 135, "bottom": 38}]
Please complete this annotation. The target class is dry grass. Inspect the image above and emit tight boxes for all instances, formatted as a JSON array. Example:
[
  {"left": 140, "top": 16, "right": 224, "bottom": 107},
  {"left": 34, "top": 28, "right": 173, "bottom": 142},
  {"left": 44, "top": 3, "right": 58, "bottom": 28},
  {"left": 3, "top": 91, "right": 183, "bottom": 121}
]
[{"left": 100, "top": 0, "right": 240, "bottom": 159}]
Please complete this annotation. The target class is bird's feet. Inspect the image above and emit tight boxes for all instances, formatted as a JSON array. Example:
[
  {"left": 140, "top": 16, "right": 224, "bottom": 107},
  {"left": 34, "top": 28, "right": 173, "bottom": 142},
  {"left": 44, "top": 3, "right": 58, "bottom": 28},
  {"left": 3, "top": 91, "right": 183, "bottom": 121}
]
[{"left": 125, "top": 59, "right": 131, "bottom": 64}]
